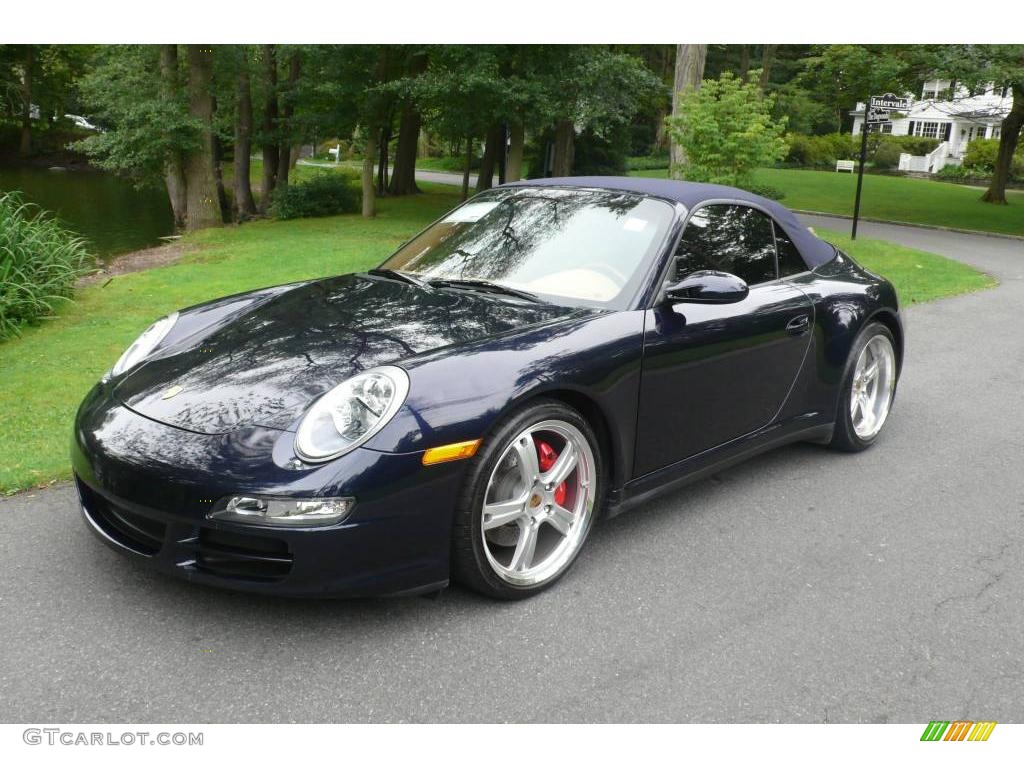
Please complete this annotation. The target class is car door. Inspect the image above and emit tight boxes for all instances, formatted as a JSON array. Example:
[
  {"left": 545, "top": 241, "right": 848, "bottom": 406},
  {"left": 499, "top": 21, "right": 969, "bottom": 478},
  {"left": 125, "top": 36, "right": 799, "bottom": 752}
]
[{"left": 633, "top": 203, "right": 813, "bottom": 477}]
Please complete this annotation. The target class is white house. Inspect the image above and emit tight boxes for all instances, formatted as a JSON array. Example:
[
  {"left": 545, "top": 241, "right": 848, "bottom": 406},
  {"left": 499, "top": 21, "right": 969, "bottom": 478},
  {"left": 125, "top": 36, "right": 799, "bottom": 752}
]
[{"left": 850, "top": 79, "right": 1011, "bottom": 173}]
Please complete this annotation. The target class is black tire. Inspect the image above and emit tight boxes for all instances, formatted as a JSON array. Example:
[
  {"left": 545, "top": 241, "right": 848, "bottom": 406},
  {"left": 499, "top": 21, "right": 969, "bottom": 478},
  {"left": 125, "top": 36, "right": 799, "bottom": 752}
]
[
  {"left": 829, "top": 322, "right": 898, "bottom": 452},
  {"left": 451, "top": 398, "right": 605, "bottom": 600}
]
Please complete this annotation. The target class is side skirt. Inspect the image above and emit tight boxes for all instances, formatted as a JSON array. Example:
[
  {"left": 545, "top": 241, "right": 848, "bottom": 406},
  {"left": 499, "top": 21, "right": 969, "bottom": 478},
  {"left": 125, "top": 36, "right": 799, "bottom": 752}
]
[{"left": 605, "top": 418, "right": 834, "bottom": 518}]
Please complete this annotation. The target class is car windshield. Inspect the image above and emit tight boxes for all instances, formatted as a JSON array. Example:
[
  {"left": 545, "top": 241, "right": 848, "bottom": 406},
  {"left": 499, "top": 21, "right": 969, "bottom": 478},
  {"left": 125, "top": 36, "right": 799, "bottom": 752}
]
[{"left": 378, "top": 187, "right": 676, "bottom": 308}]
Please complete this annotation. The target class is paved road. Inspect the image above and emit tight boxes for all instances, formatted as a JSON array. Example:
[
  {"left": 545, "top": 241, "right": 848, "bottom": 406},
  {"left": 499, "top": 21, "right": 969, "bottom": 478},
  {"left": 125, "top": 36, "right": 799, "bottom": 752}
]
[{"left": 1, "top": 217, "right": 1022, "bottom": 722}]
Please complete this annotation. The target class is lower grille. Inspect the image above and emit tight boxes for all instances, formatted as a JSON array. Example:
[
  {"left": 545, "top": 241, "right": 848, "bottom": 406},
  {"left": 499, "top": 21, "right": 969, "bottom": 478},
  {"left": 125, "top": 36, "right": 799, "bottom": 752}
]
[
  {"left": 195, "top": 528, "right": 292, "bottom": 581},
  {"left": 77, "top": 479, "right": 166, "bottom": 556}
]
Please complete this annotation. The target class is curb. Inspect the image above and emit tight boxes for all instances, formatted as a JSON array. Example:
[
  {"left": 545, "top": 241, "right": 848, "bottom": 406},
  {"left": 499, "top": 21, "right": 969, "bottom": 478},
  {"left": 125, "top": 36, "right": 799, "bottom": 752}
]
[{"left": 792, "top": 209, "right": 1024, "bottom": 242}]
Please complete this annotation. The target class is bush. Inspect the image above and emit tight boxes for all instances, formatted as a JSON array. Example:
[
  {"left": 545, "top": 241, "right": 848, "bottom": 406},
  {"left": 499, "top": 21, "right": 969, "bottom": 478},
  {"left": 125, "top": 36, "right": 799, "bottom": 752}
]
[
  {"left": 963, "top": 138, "right": 1024, "bottom": 180},
  {"left": 936, "top": 164, "right": 987, "bottom": 181},
  {"left": 0, "top": 191, "right": 94, "bottom": 340},
  {"left": 784, "top": 133, "right": 857, "bottom": 168},
  {"left": 627, "top": 154, "right": 670, "bottom": 171},
  {"left": 666, "top": 71, "right": 789, "bottom": 187},
  {"left": 870, "top": 140, "right": 904, "bottom": 170},
  {"left": 269, "top": 171, "right": 360, "bottom": 220},
  {"left": 963, "top": 138, "right": 999, "bottom": 171}
]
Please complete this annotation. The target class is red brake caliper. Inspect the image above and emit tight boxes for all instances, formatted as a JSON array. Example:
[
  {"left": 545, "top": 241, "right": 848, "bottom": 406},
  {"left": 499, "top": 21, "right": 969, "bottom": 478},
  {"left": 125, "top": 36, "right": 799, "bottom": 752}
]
[{"left": 535, "top": 439, "right": 568, "bottom": 507}]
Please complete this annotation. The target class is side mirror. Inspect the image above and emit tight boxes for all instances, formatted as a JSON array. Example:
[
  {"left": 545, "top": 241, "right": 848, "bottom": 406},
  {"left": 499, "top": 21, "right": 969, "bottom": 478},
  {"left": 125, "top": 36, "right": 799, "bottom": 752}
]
[{"left": 664, "top": 270, "right": 749, "bottom": 305}]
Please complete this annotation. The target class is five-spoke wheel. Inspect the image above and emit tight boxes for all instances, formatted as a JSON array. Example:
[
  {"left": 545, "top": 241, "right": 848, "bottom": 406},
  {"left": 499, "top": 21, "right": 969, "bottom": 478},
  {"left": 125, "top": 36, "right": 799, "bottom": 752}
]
[
  {"left": 452, "top": 401, "right": 602, "bottom": 599},
  {"left": 831, "top": 322, "right": 899, "bottom": 451}
]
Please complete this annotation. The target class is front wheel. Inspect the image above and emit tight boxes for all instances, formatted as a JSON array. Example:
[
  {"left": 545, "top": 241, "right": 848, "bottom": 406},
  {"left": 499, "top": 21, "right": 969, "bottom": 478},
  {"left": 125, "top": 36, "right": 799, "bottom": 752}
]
[
  {"left": 830, "top": 322, "right": 898, "bottom": 452},
  {"left": 451, "top": 400, "right": 603, "bottom": 599}
]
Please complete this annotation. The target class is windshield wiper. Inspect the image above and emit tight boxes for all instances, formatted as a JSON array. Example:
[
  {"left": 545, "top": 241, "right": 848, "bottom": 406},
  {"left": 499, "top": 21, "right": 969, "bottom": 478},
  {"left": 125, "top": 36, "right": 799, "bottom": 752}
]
[
  {"left": 367, "top": 268, "right": 431, "bottom": 289},
  {"left": 428, "top": 278, "right": 543, "bottom": 304}
]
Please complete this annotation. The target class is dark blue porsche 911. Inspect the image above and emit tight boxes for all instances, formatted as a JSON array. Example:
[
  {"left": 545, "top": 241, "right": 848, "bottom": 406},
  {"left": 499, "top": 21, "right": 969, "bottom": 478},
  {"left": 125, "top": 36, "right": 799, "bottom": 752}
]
[{"left": 72, "top": 177, "right": 903, "bottom": 600}]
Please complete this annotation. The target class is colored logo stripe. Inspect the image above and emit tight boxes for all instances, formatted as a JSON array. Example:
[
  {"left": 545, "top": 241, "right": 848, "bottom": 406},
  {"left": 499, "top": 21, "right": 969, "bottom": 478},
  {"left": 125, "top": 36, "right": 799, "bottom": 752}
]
[{"left": 921, "top": 721, "right": 996, "bottom": 741}]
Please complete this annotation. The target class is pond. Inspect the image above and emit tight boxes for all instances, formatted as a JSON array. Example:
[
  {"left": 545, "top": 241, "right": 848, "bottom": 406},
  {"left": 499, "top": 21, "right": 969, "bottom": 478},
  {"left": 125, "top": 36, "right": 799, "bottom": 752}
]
[{"left": 0, "top": 165, "right": 174, "bottom": 263}]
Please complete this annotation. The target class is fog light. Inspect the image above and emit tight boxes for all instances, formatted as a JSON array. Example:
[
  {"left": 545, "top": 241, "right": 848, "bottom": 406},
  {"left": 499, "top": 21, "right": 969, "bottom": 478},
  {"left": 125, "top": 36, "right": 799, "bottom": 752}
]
[{"left": 208, "top": 495, "right": 355, "bottom": 527}]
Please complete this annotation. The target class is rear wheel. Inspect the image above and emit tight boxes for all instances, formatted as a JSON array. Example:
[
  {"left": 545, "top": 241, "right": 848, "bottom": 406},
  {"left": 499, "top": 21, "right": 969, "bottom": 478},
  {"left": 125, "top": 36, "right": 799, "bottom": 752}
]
[
  {"left": 830, "top": 322, "right": 898, "bottom": 451},
  {"left": 451, "top": 400, "right": 603, "bottom": 599}
]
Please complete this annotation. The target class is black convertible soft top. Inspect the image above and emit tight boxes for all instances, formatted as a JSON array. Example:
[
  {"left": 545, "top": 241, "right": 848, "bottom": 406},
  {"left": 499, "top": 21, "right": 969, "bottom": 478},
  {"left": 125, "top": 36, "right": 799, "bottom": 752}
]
[{"left": 500, "top": 176, "right": 836, "bottom": 269}]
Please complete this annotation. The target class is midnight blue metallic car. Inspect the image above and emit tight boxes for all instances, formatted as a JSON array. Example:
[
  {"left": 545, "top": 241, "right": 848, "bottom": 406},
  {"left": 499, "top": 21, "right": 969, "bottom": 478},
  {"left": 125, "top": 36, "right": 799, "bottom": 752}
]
[{"left": 72, "top": 177, "right": 903, "bottom": 599}]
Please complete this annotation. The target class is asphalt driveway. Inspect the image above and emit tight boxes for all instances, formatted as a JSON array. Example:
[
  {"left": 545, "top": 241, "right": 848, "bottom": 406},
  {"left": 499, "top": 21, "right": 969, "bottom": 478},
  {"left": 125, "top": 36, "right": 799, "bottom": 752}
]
[{"left": 1, "top": 215, "right": 1022, "bottom": 722}]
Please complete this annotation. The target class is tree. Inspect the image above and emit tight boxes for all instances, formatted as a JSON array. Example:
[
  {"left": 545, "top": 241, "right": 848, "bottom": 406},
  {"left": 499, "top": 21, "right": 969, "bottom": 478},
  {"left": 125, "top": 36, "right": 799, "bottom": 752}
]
[
  {"left": 670, "top": 45, "right": 707, "bottom": 178},
  {"left": 232, "top": 47, "right": 257, "bottom": 219},
  {"left": 666, "top": 70, "right": 788, "bottom": 188},
  {"left": 77, "top": 45, "right": 223, "bottom": 231},
  {"left": 798, "top": 45, "right": 917, "bottom": 133},
  {"left": 182, "top": 46, "right": 222, "bottom": 230},
  {"left": 158, "top": 45, "right": 187, "bottom": 227},
  {"left": 935, "top": 45, "right": 1024, "bottom": 205}
]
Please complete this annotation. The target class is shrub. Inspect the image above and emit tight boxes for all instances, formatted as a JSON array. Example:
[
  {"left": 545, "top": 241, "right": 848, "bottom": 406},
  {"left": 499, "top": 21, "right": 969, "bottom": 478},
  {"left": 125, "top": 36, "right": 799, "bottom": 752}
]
[
  {"left": 784, "top": 133, "right": 857, "bottom": 168},
  {"left": 666, "top": 71, "right": 789, "bottom": 187},
  {"left": 963, "top": 138, "right": 1024, "bottom": 180},
  {"left": 0, "top": 192, "right": 94, "bottom": 341},
  {"left": 627, "top": 154, "right": 671, "bottom": 171},
  {"left": 963, "top": 138, "right": 999, "bottom": 171},
  {"left": 870, "top": 140, "right": 904, "bottom": 170},
  {"left": 269, "top": 171, "right": 360, "bottom": 220}
]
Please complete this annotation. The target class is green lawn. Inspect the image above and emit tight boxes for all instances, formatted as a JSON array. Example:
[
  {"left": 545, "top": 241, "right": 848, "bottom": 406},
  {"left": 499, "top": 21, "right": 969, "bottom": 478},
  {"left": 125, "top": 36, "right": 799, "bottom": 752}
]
[
  {"left": 631, "top": 167, "right": 1024, "bottom": 237},
  {"left": 0, "top": 188, "right": 995, "bottom": 494}
]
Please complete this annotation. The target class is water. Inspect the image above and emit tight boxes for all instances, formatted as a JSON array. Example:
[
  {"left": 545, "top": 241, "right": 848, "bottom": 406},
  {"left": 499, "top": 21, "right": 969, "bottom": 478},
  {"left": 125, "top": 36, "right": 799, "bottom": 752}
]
[{"left": 0, "top": 165, "right": 174, "bottom": 263}]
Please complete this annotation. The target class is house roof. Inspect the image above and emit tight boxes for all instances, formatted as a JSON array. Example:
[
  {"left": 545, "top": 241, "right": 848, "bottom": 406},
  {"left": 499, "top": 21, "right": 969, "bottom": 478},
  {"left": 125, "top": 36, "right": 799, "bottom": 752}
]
[{"left": 499, "top": 176, "right": 837, "bottom": 269}]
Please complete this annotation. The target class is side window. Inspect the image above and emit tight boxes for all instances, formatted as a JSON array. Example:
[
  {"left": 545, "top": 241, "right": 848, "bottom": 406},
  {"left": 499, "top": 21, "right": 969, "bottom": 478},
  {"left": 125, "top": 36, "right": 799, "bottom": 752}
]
[
  {"left": 773, "top": 224, "right": 809, "bottom": 277},
  {"left": 674, "top": 204, "right": 777, "bottom": 286}
]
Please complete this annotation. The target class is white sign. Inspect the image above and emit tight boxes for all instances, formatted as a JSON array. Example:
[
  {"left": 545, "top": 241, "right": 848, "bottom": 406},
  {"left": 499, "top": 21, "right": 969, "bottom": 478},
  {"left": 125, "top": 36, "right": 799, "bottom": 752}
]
[{"left": 869, "top": 93, "right": 911, "bottom": 111}]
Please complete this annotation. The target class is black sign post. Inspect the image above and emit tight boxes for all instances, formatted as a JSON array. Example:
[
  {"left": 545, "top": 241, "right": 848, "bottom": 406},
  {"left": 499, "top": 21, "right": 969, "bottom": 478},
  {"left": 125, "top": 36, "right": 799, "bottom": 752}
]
[
  {"left": 852, "top": 100, "right": 870, "bottom": 240},
  {"left": 852, "top": 94, "right": 912, "bottom": 239}
]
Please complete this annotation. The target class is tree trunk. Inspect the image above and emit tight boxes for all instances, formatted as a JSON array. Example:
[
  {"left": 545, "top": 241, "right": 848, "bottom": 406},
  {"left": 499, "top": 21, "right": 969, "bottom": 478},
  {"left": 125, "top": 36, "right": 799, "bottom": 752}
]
[
  {"left": 158, "top": 45, "right": 188, "bottom": 229},
  {"left": 260, "top": 44, "right": 279, "bottom": 212},
  {"left": 476, "top": 124, "right": 503, "bottom": 192},
  {"left": 233, "top": 56, "right": 257, "bottom": 219},
  {"left": 506, "top": 122, "right": 524, "bottom": 182},
  {"left": 377, "top": 124, "right": 390, "bottom": 196},
  {"left": 389, "top": 102, "right": 422, "bottom": 195},
  {"left": 551, "top": 119, "right": 575, "bottom": 176},
  {"left": 981, "top": 83, "right": 1023, "bottom": 205},
  {"left": 211, "top": 107, "right": 230, "bottom": 220},
  {"left": 669, "top": 44, "right": 707, "bottom": 179},
  {"left": 738, "top": 45, "right": 751, "bottom": 81},
  {"left": 276, "top": 51, "right": 301, "bottom": 193},
  {"left": 19, "top": 46, "right": 33, "bottom": 157},
  {"left": 461, "top": 135, "right": 473, "bottom": 200},
  {"left": 182, "top": 45, "right": 223, "bottom": 231},
  {"left": 361, "top": 127, "right": 377, "bottom": 218},
  {"left": 759, "top": 45, "right": 777, "bottom": 90}
]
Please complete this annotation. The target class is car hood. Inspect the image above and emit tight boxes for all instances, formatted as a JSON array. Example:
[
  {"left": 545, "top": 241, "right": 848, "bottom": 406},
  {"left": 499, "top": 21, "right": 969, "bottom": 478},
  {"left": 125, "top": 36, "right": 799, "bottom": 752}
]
[{"left": 114, "top": 274, "right": 581, "bottom": 435}]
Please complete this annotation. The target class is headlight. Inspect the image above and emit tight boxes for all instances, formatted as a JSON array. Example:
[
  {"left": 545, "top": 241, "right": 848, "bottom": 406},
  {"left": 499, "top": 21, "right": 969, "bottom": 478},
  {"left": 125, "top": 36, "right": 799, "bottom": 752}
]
[
  {"left": 294, "top": 366, "right": 409, "bottom": 462},
  {"left": 209, "top": 495, "right": 355, "bottom": 527},
  {"left": 107, "top": 312, "right": 179, "bottom": 379}
]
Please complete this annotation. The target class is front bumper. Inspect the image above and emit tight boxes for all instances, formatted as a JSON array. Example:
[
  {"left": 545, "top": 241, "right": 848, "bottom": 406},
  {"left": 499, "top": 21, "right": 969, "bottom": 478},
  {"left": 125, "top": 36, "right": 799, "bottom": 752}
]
[{"left": 72, "top": 384, "right": 466, "bottom": 597}]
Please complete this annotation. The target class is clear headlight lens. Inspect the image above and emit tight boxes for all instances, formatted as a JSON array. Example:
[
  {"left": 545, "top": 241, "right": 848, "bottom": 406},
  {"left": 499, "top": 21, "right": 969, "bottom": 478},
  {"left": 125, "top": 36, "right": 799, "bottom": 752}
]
[
  {"left": 294, "top": 366, "right": 410, "bottom": 462},
  {"left": 108, "top": 312, "right": 179, "bottom": 378},
  {"left": 209, "top": 495, "right": 355, "bottom": 527}
]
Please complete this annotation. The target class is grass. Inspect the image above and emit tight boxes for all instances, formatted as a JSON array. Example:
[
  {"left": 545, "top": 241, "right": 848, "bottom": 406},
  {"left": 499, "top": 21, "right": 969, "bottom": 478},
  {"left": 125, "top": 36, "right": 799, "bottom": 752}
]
[
  {"left": 817, "top": 228, "right": 996, "bottom": 303},
  {"left": 0, "top": 187, "right": 995, "bottom": 494},
  {"left": 630, "top": 167, "right": 1024, "bottom": 237}
]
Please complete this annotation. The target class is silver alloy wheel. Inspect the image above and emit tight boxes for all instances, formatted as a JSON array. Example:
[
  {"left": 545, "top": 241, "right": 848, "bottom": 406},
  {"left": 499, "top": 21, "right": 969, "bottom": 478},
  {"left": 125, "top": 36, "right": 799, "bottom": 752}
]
[
  {"left": 850, "top": 334, "right": 896, "bottom": 439},
  {"left": 480, "top": 419, "right": 597, "bottom": 587}
]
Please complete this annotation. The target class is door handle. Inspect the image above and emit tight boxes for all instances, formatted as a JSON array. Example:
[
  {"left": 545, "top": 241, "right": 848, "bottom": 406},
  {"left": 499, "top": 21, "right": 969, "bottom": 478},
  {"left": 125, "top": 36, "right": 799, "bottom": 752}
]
[{"left": 786, "top": 314, "right": 810, "bottom": 335}]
